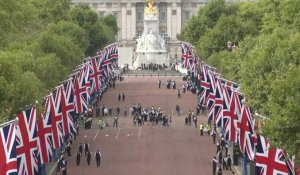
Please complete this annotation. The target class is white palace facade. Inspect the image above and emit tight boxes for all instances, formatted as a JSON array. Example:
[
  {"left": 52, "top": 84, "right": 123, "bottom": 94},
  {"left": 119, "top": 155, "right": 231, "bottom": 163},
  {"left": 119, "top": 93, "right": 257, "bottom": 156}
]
[{"left": 71, "top": 0, "right": 253, "bottom": 60}]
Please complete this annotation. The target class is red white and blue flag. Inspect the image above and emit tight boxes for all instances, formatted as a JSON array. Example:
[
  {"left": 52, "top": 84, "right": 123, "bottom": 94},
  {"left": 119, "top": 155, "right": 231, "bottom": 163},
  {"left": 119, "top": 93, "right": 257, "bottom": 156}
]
[
  {"left": 37, "top": 112, "right": 53, "bottom": 164},
  {"left": 181, "top": 43, "right": 193, "bottom": 69},
  {"left": 52, "top": 86, "right": 64, "bottom": 149},
  {"left": 198, "top": 64, "right": 210, "bottom": 107},
  {"left": 207, "top": 69, "right": 217, "bottom": 123},
  {"left": 0, "top": 122, "right": 17, "bottom": 175},
  {"left": 16, "top": 107, "right": 39, "bottom": 175},
  {"left": 222, "top": 87, "right": 238, "bottom": 142},
  {"left": 256, "top": 135, "right": 289, "bottom": 175},
  {"left": 214, "top": 77, "right": 224, "bottom": 127},
  {"left": 74, "top": 66, "right": 89, "bottom": 114},
  {"left": 61, "top": 79, "right": 76, "bottom": 135},
  {"left": 234, "top": 106, "right": 256, "bottom": 161},
  {"left": 89, "top": 56, "right": 103, "bottom": 93}
]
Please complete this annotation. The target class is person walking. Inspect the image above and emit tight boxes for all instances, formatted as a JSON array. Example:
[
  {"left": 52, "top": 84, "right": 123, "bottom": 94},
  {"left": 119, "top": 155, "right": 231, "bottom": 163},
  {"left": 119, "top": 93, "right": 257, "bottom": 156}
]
[
  {"left": 118, "top": 93, "right": 121, "bottom": 102},
  {"left": 227, "top": 155, "right": 232, "bottom": 171},
  {"left": 116, "top": 107, "right": 120, "bottom": 116},
  {"left": 95, "top": 150, "right": 102, "bottom": 167},
  {"left": 216, "top": 165, "right": 222, "bottom": 175},
  {"left": 87, "top": 150, "right": 92, "bottom": 165},
  {"left": 113, "top": 115, "right": 118, "bottom": 127},
  {"left": 158, "top": 80, "right": 161, "bottom": 88},
  {"left": 212, "top": 129, "right": 217, "bottom": 144},
  {"left": 212, "top": 156, "right": 218, "bottom": 175},
  {"left": 76, "top": 151, "right": 81, "bottom": 166},
  {"left": 175, "top": 105, "right": 180, "bottom": 116},
  {"left": 61, "top": 158, "right": 67, "bottom": 175},
  {"left": 122, "top": 93, "right": 125, "bottom": 101},
  {"left": 177, "top": 89, "right": 181, "bottom": 98},
  {"left": 78, "top": 143, "right": 83, "bottom": 155},
  {"left": 193, "top": 114, "right": 197, "bottom": 128},
  {"left": 65, "top": 141, "right": 71, "bottom": 157},
  {"left": 84, "top": 141, "right": 89, "bottom": 156},
  {"left": 199, "top": 123, "right": 204, "bottom": 136}
]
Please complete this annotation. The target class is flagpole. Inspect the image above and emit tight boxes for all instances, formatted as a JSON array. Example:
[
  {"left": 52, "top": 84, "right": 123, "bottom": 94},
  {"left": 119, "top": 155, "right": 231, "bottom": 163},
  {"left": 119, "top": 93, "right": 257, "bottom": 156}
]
[
  {"left": 219, "top": 77, "right": 239, "bottom": 86},
  {"left": 0, "top": 119, "right": 18, "bottom": 128},
  {"left": 254, "top": 112, "right": 270, "bottom": 120}
]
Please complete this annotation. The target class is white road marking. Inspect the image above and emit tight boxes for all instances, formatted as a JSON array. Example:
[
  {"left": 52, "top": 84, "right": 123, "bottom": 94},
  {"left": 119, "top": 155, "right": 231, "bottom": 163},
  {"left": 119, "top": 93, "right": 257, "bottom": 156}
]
[
  {"left": 94, "top": 130, "right": 99, "bottom": 141},
  {"left": 115, "top": 128, "right": 121, "bottom": 140},
  {"left": 138, "top": 127, "right": 141, "bottom": 140}
]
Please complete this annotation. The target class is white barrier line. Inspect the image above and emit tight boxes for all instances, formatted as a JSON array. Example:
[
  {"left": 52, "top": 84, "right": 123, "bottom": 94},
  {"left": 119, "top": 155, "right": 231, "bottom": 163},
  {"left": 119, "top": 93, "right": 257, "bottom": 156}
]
[
  {"left": 94, "top": 129, "right": 99, "bottom": 141},
  {"left": 138, "top": 127, "right": 141, "bottom": 140},
  {"left": 115, "top": 128, "right": 121, "bottom": 140}
]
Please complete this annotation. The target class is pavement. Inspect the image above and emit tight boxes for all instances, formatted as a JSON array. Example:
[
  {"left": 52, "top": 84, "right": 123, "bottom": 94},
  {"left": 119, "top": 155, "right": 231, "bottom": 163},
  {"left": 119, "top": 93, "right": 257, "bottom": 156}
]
[{"left": 51, "top": 76, "right": 238, "bottom": 175}]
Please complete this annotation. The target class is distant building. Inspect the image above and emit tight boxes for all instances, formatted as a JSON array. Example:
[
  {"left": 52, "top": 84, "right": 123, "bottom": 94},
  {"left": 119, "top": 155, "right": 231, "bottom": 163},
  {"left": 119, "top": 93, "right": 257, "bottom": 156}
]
[{"left": 71, "top": 0, "right": 254, "bottom": 59}]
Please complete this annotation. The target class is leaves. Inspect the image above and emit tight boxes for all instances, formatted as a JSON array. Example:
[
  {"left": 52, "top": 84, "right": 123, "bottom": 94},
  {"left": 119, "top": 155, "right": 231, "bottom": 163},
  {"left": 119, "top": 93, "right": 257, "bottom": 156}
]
[
  {"left": 0, "top": 0, "right": 116, "bottom": 121},
  {"left": 180, "top": 0, "right": 300, "bottom": 167}
]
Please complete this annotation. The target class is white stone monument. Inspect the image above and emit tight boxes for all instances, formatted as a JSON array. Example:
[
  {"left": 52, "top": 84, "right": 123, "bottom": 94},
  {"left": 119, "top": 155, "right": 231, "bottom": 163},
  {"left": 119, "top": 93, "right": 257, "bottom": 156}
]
[{"left": 133, "top": 0, "right": 169, "bottom": 69}]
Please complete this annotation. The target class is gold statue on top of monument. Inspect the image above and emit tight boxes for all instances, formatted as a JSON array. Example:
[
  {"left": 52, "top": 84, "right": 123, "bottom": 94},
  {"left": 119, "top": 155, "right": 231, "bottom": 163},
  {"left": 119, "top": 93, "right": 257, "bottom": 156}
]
[{"left": 145, "top": 0, "right": 157, "bottom": 16}]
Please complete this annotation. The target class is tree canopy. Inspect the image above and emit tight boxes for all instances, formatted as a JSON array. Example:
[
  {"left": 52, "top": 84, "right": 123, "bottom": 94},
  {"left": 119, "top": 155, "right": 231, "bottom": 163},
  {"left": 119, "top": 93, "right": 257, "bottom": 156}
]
[
  {"left": 180, "top": 0, "right": 300, "bottom": 167},
  {"left": 0, "top": 0, "right": 117, "bottom": 122}
]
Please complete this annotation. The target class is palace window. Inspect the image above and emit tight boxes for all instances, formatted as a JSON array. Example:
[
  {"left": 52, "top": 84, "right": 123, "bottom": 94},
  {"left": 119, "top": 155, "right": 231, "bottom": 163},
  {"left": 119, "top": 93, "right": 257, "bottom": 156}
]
[
  {"left": 172, "top": 10, "right": 177, "bottom": 15},
  {"left": 160, "top": 11, "right": 166, "bottom": 21},
  {"left": 184, "top": 11, "right": 190, "bottom": 21},
  {"left": 137, "top": 11, "right": 143, "bottom": 21},
  {"left": 98, "top": 11, "right": 105, "bottom": 17}
]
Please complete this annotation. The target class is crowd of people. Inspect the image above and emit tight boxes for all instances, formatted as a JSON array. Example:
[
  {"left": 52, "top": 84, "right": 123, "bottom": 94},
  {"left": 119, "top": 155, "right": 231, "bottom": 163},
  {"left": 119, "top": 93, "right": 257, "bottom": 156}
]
[
  {"left": 130, "top": 104, "right": 171, "bottom": 127},
  {"left": 212, "top": 135, "right": 234, "bottom": 175},
  {"left": 139, "top": 63, "right": 168, "bottom": 71},
  {"left": 55, "top": 132, "right": 102, "bottom": 175},
  {"left": 58, "top": 71, "right": 238, "bottom": 175}
]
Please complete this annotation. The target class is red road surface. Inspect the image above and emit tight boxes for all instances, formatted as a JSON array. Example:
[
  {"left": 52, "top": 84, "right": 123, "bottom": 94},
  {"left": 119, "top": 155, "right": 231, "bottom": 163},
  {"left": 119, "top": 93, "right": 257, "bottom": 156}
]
[{"left": 59, "top": 76, "right": 234, "bottom": 175}]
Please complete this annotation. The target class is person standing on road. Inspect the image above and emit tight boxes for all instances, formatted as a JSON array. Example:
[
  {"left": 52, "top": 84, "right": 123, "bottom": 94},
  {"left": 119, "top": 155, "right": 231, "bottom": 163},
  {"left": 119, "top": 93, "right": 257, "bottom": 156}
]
[
  {"left": 212, "top": 129, "right": 217, "bottom": 144},
  {"left": 76, "top": 151, "right": 81, "bottom": 166},
  {"left": 95, "top": 150, "right": 102, "bottom": 167},
  {"left": 199, "top": 123, "right": 204, "bottom": 136},
  {"left": 122, "top": 93, "right": 125, "bottom": 101},
  {"left": 211, "top": 156, "right": 218, "bottom": 175},
  {"left": 158, "top": 80, "right": 161, "bottom": 88},
  {"left": 227, "top": 155, "right": 232, "bottom": 171},
  {"left": 177, "top": 89, "right": 181, "bottom": 98},
  {"left": 87, "top": 150, "right": 92, "bottom": 165},
  {"left": 78, "top": 143, "right": 83, "bottom": 155},
  {"left": 118, "top": 93, "right": 121, "bottom": 102},
  {"left": 175, "top": 105, "right": 180, "bottom": 116},
  {"left": 84, "top": 141, "right": 89, "bottom": 156},
  {"left": 113, "top": 115, "right": 119, "bottom": 127}
]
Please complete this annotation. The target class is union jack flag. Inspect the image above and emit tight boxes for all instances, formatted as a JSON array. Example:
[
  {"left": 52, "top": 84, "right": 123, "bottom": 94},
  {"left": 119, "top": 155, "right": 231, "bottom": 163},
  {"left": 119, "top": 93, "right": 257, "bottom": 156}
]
[
  {"left": 0, "top": 122, "right": 17, "bottom": 175},
  {"left": 198, "top": 64, "right": 210, "bottom": 107},
  {"left": 214, "top": 77, "right": 224, "bottom": 127},
  {"left": 61, "top": 79, "right": 76, "bottom": 135},
  {"left": 222, "top": 87, "right": 238, "bottom": 142},
  {"left": 73, "top": 66, "right": 89, "bottom": 114},
  {"left": 16, "top": 107, "right": 39, "bottom": 175},
  {"left": 89, "top": 56, "right": 103, "bottom": 93},
  {"left": 256, "top": 135, "right": 289, "bottom": 175},
  {"left": 106, "top": 43, "right": 118, "bottom": 61},
  {"left": 102, "top": 51, "right": 115, "bottom": 77},
  {"left": 283, "top": 151, "right": 299, "bottom": 175},
  {"left": 50, "top": 87, "right": 64, "bottom": 149},
  {"left": 37, "top": 112, "right": 53, "bottom": 164},
  {"left": 207, "top": 69, "right": 217, "bottom": 123},
  {"left": 234, "top": 106, "right": 256, "bottom": 161},
  {"left": 181, "top": 43, "right": 193, "bottom": 69}
]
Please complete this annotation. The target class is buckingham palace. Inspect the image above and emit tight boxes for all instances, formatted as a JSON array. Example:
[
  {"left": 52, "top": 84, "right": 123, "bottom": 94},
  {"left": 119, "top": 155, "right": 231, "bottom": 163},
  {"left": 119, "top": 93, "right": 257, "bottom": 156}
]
[{"left": 71, "top": 0, "right": 253, "bottom": 62}]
